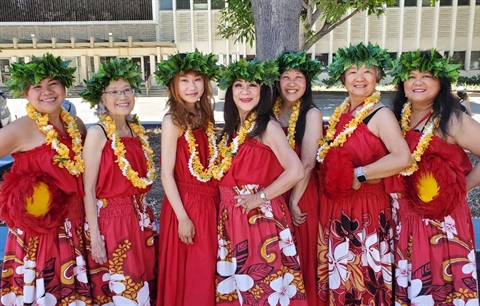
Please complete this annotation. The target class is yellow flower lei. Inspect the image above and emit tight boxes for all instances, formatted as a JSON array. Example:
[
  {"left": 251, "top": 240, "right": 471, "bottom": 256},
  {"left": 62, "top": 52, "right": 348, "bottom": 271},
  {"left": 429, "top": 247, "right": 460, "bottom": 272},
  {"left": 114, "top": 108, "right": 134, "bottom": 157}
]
[
  {"left": 212, "top": 112, "right": 257, "bottom": 180},
  {"left": 399, "top": 101, "right": 440, "bottom": 176},
  {"left": 26, "top": 103, "right": 84, "bottom": 176},
  {"left": 273, "top": 97, "right": 300, "bottom": 149},
  {"left": 316, "top": 91, "right": 381, "bottom": 163},
  {"left": 100, "top": 115, "right": 156, "bottom": 189},
  {"left": 185, "top": 121, "right": 219, "bottom": 182}
]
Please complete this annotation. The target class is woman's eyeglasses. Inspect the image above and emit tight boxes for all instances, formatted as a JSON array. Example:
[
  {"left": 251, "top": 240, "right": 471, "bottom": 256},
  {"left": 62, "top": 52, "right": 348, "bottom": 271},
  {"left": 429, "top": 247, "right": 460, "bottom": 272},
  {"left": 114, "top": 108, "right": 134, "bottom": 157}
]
[{"left": 103, "top": 88, "right": 135, "bottom": 98}]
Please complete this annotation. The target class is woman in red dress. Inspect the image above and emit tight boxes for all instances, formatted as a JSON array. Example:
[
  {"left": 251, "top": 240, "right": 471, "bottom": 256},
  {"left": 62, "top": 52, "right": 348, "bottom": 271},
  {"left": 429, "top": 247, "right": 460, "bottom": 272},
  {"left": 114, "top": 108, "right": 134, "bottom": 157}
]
[
  {"left": 316, "top": 42, "right": 412, "bottom": 305},
  {"left": 0, "top": 54, "right": 92, "bottom": 305},
  {"left": 390, "top": 49, "right": 480, "bottom": 305},
  {"left": 154, "top": 50, "right": 220, "bottom": 306},
  {"left": 273, "top": 51, "right": 323, "bottom": 306},
  {"left": 80, "top": 58, "right": 157, "bottom": 305},
  {"left": 214, "top": 59, "right": 307, "bottom": 305}
]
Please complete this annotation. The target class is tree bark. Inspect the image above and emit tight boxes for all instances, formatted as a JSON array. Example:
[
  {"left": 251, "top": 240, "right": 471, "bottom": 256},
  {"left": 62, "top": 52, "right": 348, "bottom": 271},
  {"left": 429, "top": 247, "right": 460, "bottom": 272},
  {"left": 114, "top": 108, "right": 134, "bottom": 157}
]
[{"left": 251, "top": 0, "right": 303, "bottom": 60}]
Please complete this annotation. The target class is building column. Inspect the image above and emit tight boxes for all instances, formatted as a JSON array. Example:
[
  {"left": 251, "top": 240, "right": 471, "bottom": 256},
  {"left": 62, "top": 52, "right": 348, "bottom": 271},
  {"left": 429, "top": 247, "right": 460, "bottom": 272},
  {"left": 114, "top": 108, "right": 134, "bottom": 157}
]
[{"left": 80, "top": 56, "right": 88, "bottom": 86}]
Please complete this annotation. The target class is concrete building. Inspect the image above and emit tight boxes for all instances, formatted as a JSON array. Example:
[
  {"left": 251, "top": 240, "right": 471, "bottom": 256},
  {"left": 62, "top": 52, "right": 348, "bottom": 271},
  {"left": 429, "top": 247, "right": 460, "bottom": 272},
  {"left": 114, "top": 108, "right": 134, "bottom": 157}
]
[{"left": 0, "top": 0, "right": 478, "bottom": 86}]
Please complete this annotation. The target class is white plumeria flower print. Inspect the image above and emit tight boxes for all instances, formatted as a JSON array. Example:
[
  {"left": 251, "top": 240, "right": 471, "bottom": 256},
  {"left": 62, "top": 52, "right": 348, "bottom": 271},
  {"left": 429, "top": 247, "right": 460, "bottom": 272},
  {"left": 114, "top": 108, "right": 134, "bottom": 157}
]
[
  {"left": 68, "top": 300, "right": 86, "bottom": 306},
  {"left": 408, "top": 279, "right": 434, "bottom": 306},
  {"left": 268, "top": 272, "right": 297, "bottom": 306},
  {"left": 441, "top": 215, "right": 457, "bottom": 239},
  {"left": 103, "top": 272, "right": 127, "bottom": 294},
  {"left": 112, "top": 281, "right": 151, "bottom": 306},
  {"left": 260, "top": 201, "right": 273, "bottom": 218},
  {"left": 379, "top": 240, "right": 393, "bottom": 285},
  {"left": 16, "top": 258, "right": 36, "bottom": 284},
  {"left": 278, "top": 228, "right": 297, "bottom": 256},
  {"left": 453, "top": 298, "right": 480, "bottom": 306},
  {"left": 96, "top": 199, "right": 103, "bottom": 217},
  {"left": 218, "top": 235, "right": 228, "bottom": 260},
  {"left": 395, "top": 259, "right": 411, "bottom": 288},
  {"left": 217, "top": 258, "right": 254, "bottom": 305},
  {"left": 24, "top": 278, "right": 57, "bottom": 305},
  {"left": 361, "top": 232, "right": 382, "bottom": 272},
  {"left": 138, "top": 211, "right": 151, "bottom": 231},
  {"left": 328, "top": 239, "right": 353, "bottom": 290},
  {"left": 74, "top": 255, "right": 89, "bottom": 284},
  {"left": 64, "top": 219, "right": 73, "bottom": 237},
  {"left": 462, "top": 250, "right": 478, "bottom": 280},
  {"left": 1, "top": 292, "right": 24, "bottom": 306}
]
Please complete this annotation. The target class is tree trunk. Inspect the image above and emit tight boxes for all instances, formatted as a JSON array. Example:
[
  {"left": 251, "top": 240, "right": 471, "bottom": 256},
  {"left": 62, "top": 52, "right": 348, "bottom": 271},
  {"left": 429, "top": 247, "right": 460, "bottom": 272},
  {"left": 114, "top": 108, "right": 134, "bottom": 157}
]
[{"left": 251, "top": 0, "right": 303, "bottom": 60}]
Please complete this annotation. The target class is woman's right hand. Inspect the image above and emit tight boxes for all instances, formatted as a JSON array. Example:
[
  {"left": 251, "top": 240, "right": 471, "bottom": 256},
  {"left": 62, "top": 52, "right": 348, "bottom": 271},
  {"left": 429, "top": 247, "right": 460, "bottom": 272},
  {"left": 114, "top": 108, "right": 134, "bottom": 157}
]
[
  {"left": 289, "top": 203, "right": 307, "bottom": 226},
  {"left": 91, "top": 236, "right": 108, "bottom": 265},
  {"left": 178, "top": 217, "right": 195, "bottom": 245}
]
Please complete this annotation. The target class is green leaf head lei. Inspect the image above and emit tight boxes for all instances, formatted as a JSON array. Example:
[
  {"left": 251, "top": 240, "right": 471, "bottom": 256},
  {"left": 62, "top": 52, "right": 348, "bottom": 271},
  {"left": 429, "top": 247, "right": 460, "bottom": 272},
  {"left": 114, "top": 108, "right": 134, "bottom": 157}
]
[
  {"left": 328, "top": 42, "right": 392, "bottom": 82},
  {"left": 275, "top": 51, "right": 322, "bottom": 81},
  {"left": 217, "top": 58, "right": 280, "bottom": 90},
  {"left": 154, "top": 49, "right": 220, "bottom": 86},
  {"left": 389, "top": 49, "right": 461, "bottom": 84},
  {"left": 6, "top": 53, "right": 76, "bottom": 98},
  {"left": 80, "top": 58, "right": 143, "bottom": 109}
]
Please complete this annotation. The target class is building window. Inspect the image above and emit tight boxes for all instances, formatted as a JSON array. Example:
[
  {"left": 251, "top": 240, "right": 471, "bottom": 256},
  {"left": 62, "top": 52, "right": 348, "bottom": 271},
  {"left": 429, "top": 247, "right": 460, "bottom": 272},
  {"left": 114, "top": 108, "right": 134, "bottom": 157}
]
[
  {"left": 194, "top": 0, "right": 208, "bottom": 9},
  {"left": 177, "top": 0, "right": 190, "bottom": 9},
  {"left": 212, "top": 0, "right": 225, "bottom": 9},
  {"left": 451, "top": 51, "right": 465, "bottom": 70},
  {"left": 160, "top": 0, "right": 173, "bottom": 10},
  {"left": 457, "top": 0, "right": 470, "bottom": 5},
  {"left": 439, "top": 0, "right": 452, "bottom": 5},
  {"left": 471, "top": 51, "right": 480, "bottom": 70},
  {"left": 404, "top": 0, "right": 417, "bottom": 6}
]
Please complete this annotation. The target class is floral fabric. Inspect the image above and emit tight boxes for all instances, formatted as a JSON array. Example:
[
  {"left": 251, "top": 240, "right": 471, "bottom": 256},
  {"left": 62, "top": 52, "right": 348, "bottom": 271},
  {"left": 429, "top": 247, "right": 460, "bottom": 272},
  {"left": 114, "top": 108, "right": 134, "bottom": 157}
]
[{"left": 393, "top": 131, "right": 478, "bottom": 305}]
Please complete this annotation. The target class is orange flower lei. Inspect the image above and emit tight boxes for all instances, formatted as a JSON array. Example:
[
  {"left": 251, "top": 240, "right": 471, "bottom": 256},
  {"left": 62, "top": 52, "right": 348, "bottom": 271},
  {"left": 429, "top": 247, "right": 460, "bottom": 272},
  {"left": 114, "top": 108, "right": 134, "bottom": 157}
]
[
  {"left": 273, "top": 97, "right": 300, "bottom": 149},
  {"left": 100, "top": 115, "right": 156, "bottom": 189},
  {"left": 26, "top": 103, "right": 84, "bottom": 176},
  {"left": 316, "top": 91, "right": 381, "bottom": 162},
  {"left": 185, "top": 121, "right": 219, "bottom": 182},
  {"left": 212, "top": 112, "right": 257, "bottom": 180},
  {"left": 399, "top": 101, "right": 440, "bottom": 176}
]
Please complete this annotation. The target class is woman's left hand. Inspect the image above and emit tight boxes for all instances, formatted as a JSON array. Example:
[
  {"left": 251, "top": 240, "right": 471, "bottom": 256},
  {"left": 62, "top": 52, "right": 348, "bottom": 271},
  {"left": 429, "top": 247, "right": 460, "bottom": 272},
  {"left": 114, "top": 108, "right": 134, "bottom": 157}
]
[{"left": 234, "top": 193, "right": 263, "bottom": 214}]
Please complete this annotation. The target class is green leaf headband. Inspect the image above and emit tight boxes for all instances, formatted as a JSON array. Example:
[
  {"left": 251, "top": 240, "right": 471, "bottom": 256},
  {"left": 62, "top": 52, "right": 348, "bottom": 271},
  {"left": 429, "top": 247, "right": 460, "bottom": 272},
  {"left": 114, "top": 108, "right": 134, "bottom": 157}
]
[
  {"left": 276, "top": 51, "right": 322, "bottom": 81},
  {"left": 154, "top": 49, "right": 220, "bottom": 86},
  {"left": 217, "top": 58, "right": 280, "bottom": 90},
  {"left": 328, "top": 42, "right": 392, "bottom": 82},
  {"left": 389, "top": 49, "right": 461, "bottom": 84},
  {"left": 80, "top": 58, "right": 143, "bottom": 109},
  {"left": 6, "top": 53, "right": 76, "bottom": 98}
]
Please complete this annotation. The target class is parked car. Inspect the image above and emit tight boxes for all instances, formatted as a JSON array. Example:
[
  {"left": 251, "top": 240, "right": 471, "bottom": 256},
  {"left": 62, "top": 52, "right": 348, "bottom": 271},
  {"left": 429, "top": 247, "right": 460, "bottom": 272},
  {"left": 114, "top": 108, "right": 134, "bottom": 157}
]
[{"left": 0, "top": 90, "right": 11, "bottom": 128}]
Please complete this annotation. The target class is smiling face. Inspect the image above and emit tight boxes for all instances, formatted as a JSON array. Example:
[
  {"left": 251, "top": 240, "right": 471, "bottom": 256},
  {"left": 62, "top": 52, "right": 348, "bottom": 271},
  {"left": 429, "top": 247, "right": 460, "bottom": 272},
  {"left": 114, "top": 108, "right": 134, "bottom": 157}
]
[
  {"left": 25, "top": 77, "right": 66, "bottom": 114},
  {"left": 232, "top": 80, "right": 261, "bottom": 119},
  {"left": 101, "top": 78, "right": 135, "bottom": 117},
  {"left": 343, "top": 64, "right": 378, "bottom": 103},
  {"left": 279, "top": 69, "right": 307, "bottom": 104},
  {"left": 175, "top": 71, "right": 205, "bottom": 109},
  {"left": 403, "top": 70, "right": 441, "bottom": 107}
]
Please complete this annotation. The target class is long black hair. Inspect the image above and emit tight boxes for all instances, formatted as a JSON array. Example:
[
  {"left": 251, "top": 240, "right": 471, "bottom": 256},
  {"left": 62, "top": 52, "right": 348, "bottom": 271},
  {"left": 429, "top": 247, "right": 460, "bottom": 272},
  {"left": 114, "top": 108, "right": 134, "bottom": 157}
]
[
  {"left": 222, "top": 84, "right": 273, "bottom": 141},
  {"left": 392, "top": 52, "right": 463, "bottom": 137},
  {"left": 273, "top": 75, "right": 318, "bottom": 146}
]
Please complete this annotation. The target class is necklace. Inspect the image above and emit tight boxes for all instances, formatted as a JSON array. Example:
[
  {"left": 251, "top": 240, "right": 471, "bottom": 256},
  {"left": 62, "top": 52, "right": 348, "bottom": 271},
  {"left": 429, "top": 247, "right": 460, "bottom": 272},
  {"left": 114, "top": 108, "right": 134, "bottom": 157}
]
[
  {"left": 316, "top": 91, "right": 381, "bottom": 163},
  {"left": 26, "top": 103, "right": 84, "bottom": 176},
  {"left": 212, "top": 112, "right": 257, "bottom": 180},
  {"left": 399, "top": 101, "right": 440, "bottom": 176},
  {"left": 273, "top": 97, "right": 300, "bottom": 149},
  {"left": 185, "top": 121, "right": 219, "bottom": 182},
  {"left": 100, "top": 115, "right": 156, "bottom": 189}
]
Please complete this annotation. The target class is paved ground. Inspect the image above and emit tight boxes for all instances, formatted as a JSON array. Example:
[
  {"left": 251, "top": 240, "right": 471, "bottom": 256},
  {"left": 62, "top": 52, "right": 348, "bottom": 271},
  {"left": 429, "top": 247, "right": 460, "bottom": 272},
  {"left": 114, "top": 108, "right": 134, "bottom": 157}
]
[{"left": 5, "top": 91, "right": 480, "bottom": 125}]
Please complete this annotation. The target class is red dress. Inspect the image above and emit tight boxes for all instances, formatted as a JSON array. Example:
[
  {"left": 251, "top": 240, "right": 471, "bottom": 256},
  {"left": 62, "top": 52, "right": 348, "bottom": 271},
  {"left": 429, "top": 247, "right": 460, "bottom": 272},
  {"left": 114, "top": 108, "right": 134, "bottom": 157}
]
[
  {"left": 393, "top": 131, "right": 478, "bottom": 305},
  {"left": 86, "top": 137, "right": 156, "bottom": 305},
  {"left": 316, "top": 113, "right": 394, "bottom": 305},
  {"left": 157, "top": 127, "right": 219, "bottom": 306},
  {"left": 215, "top": 137, "right": 307, "bottom": 306},
  {"left": 0, "top": 133, "right": 92, "bottom": 305},
  {"left": 282, "top": 128, "right": 320, "bottom": 306}
]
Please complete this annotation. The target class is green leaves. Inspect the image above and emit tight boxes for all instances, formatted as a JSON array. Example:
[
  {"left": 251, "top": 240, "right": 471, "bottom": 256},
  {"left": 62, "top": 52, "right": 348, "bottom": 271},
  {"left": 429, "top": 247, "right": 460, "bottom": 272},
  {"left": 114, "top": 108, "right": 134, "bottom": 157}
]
[
  {"left": 275, "top": 51, "right": 322, "bottom": 81},
  {"left": 328, "top": 42, "right": 392, "bottom": 82},
  {"left": 217, "top": 58, "right": 280, "bottom": 89},
  {"left": 6, "top": 53, "right": 76, "bottom": 98},
  {"left": 390, "top": 48, "right": 461, "bottom": 84},
  {"left": 80, "top": 58, "right": 143, "bottom": 109},
  {"left": 154, "top": 49, "right": 220, "bottom": 86}
]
